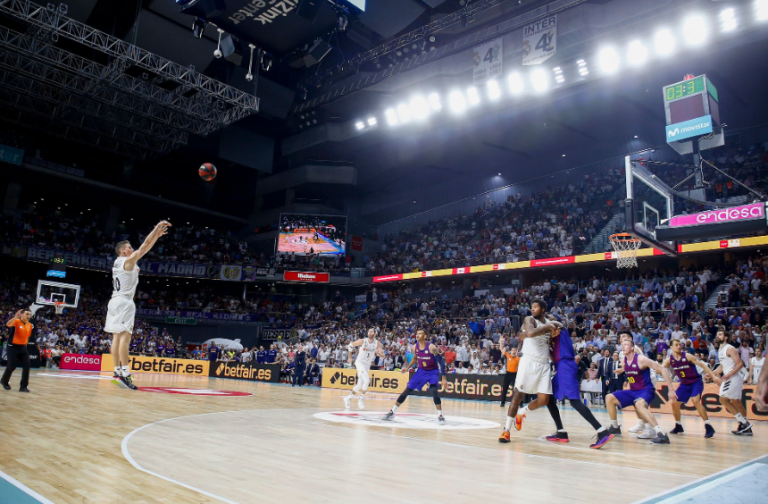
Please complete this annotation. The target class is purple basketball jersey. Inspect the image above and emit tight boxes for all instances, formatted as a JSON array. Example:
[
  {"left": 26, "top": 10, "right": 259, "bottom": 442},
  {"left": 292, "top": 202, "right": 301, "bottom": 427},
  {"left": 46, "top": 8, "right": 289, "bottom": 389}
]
[
  {"left": 415, "top": 342, "right": 437, "bottom": 371},
  {"left": 669, "top": 353, "right": 701, "bottom": 385},
  {"left": 624, "top": 353, "right": 653, "bottom": 391}
]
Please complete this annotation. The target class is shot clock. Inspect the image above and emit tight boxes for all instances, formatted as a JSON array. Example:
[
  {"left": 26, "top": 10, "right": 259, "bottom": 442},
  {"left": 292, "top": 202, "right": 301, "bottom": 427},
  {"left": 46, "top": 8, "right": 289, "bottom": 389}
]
[
  {"left": 47, "top": 256, "right": 67, "bottom": 278},
  {"left": 663, "top": 74, "right": 723, "bottom": 155}
]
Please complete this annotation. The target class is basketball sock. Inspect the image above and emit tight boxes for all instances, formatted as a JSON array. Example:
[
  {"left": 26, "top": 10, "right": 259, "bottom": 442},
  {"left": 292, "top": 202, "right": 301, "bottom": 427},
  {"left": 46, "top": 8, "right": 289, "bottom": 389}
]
[
  {"left": 519, "top": 405, "right": 529, "bottom": 416},
  {"left": 505, "top": 416, "right": 514, "bottom": 431},
  {"left": 611, "top": 420, "right": 619, "bottom": 428},
  {"left": 114, "top": 366, "right": 122, "bottom": 376},
  {"left": 675, "top": 421, "right": 682, "bottom": 426},
  {"left": 645, "top": 423, "right": 653, "bottom": 430},
  {"left": 653, "top": 425, "right": 663, "bottom": 435},
  {"left": 121, "top": 366, "right": 131, "bottom": 377},
  {"left": 391, "top": 405, "right": 399, "bottom": 413},
  {"left": 635, "top": 419, "right": 644, "bottom": 428},
  {"left": 735, "top": 413, "right": 746, "bottom": 423},
  {"left": 704, "top": 420, "right": 711, "bottom": 425}
]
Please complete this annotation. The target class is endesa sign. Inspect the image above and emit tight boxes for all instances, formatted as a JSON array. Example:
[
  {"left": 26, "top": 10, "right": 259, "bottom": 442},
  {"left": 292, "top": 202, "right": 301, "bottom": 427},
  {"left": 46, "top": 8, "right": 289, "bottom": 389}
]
[
  {"left": 283, "top": 271, "right": 330, "bottom": 283},
  {"left": 60, "top": 353, "right": 102, "bottom": 371},
  {"left": 668, "top": 202, "right": 765, "bottom": 228}
]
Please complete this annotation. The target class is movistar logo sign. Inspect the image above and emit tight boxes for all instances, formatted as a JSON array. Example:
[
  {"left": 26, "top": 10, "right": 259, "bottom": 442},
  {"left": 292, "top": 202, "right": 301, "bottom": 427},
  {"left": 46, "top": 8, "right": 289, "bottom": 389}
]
[{"left": 666, "top": 115, "right": 713, "bottom": 142}]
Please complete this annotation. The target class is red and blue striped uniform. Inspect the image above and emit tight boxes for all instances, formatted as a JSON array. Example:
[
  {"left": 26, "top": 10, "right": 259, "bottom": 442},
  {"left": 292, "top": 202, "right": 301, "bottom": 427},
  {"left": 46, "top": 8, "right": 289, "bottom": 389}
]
[
  {"left": 669, "top": 353, "right": 704, "bottom": 403},
  {"left": 612, "top": 353, "right": 655, "bottom": 409},
  {"left": 551, "top": 328, "right": 580, "bottom": 401}
]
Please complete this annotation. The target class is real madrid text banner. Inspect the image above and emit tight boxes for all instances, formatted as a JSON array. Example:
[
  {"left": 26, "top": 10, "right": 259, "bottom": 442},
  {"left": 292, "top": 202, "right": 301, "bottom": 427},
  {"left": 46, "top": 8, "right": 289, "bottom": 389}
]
[
  {"left": 472, "top": 38, "right": 502, "bottom": 84},
  {"left": 522, "top": 15, "right": 556, "bottom": 65}
]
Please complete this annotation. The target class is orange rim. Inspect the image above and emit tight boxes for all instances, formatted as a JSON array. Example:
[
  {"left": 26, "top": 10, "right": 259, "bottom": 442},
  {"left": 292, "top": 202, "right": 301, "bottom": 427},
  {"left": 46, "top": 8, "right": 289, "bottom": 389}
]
[{"left": 609, "top": 233, "right": 640, "bottom": 242}]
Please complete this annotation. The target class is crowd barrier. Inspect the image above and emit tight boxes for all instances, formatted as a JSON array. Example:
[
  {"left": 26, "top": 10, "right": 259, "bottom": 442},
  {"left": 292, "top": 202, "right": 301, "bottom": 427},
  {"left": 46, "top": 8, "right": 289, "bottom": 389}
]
[
  {"left": 101, "top": 354, "right": 210, "bottom": 376},
  {"left": 209, "top": 362, "right": 280, "bottom": 383}
]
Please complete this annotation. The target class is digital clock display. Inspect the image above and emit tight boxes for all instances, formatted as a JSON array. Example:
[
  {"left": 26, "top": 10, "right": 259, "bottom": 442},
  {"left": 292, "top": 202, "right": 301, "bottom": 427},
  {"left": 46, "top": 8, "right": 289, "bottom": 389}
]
[
  {"left": 49, "top": 257, "right": 66, "bottom": 266},
  {"left": 664, "top": 76, "right": 704, "bottom": 102}
]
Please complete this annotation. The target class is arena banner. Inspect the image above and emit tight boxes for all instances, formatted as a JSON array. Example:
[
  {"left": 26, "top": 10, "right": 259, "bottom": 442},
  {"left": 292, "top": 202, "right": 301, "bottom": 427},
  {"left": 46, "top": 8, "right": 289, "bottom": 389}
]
[
  {"left": 321, "top": 368, "right": 409, "bottom": 394},
  {"left": 101, "top": 355, "right": 209, "bottom": 376},
  {"left": 60, "top": 353, "right": 102, "bottom": 371},
  {"left": 260, "top": 327, "right": 292, "bottom": 341},
  {"left": 283, "top": 271, "right": 330, "bottom": 283},
  {"left": 220, "top": 265, "right": 243, "bottom": 281},
  {"left": 472, "top": 37, "right": 502, "bottom": 84},
  {"left": 651, "top": 382, "right": 767, "bottom": 422},
  {"left": 209, "top": 361, "right": 280, "bottom": 383},
  {"left": 351, "top": 235, "right": 363, "bottom": 251},
  {"left": 136, "top": 308, "right": 260, "bottom": 323},
  {"left": 522, "top": 15, "right": 557, "bottom": 65}
]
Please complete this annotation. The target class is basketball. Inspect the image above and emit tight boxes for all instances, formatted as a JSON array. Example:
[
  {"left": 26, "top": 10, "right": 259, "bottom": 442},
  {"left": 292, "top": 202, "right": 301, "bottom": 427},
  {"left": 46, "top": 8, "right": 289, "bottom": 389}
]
[{"left": 199, "top": 163, "right": 217, "bottom": 182}]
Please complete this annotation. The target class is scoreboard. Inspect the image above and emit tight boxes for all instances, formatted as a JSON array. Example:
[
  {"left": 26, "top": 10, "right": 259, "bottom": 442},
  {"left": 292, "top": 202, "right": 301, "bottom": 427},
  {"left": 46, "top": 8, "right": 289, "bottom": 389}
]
[
  {"left": 47, "top": 256, "right": 66, "bottom": 278},
  {"left": 663, "top": 74, "right": 723, "bottom": 155}
]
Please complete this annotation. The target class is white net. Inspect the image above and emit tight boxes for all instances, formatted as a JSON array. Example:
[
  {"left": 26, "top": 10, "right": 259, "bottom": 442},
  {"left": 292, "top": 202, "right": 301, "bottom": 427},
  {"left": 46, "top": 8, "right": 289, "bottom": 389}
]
[
  {"left": 610, "top": 234, "right": 641, "bottom": 268},
  {"left": 54, "top": 302, "right": 65, "bottom": 315}
]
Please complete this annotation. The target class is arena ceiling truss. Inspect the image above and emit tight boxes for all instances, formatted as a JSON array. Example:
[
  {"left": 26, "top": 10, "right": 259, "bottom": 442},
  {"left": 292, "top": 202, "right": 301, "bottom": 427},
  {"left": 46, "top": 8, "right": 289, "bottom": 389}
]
[{"left": 0, "top": 0, "right": 259, "bottom": 160}]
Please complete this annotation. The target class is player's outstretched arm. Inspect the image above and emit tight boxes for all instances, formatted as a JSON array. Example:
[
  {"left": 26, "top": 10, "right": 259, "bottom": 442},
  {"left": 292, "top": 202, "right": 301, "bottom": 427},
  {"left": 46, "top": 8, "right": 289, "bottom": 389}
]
[
  {"left": 125, "top": 220, "right": 171, "bottom": 269},
  {"left": 688, "top": 354, "right": 721, "bottom": 385},
  {"left": 640, "top": 355, "right": 676, "bottom": 401},
  {"left": 5, "top": 310, "right": 22, "bottom": 327}
]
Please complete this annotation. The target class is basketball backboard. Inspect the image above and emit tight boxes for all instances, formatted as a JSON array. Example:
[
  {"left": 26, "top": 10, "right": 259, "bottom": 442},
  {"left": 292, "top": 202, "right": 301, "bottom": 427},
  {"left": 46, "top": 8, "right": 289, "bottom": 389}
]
[
  {"left": 36, "top": 280, "right": 80, "bottom": 308},
  {"left": 623, "top": 155, "right": 678, "bottom": 256}
]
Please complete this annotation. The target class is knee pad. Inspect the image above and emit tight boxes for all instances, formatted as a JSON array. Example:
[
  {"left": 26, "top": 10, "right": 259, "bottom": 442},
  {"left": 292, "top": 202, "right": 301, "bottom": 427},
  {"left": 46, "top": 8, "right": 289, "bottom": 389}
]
[{"left": 430, "top": 384, "right": 441, "bottom": 405}]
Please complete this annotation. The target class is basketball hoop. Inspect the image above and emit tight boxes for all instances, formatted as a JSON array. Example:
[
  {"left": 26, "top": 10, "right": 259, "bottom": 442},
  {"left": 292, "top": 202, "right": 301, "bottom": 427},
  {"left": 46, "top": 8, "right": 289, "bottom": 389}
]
[
  {"left": 53, "top": 301, "right": 65, "bottom": 315},
  {"left": 609, "top": 233, "right": 642, "bottom": 268}
]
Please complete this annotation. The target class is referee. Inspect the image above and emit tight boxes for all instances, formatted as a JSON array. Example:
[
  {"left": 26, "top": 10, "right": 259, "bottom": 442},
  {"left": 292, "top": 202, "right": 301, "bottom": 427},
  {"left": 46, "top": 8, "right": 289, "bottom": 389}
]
[{"left": 1, "top": 308, "right": 34, "bottom": 393}]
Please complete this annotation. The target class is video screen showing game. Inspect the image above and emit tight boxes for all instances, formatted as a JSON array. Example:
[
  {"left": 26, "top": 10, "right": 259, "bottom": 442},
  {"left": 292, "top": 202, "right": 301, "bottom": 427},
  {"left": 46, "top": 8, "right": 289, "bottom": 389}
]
[{"left": 277, "top": 214, "right": 346, "bottom": 256}]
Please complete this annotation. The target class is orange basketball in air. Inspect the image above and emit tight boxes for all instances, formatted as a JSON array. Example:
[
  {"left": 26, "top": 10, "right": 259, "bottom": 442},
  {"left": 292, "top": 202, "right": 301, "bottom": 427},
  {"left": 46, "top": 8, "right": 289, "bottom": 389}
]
[{"left": 199, "top": 163, "right": 217, "bottom": 182}]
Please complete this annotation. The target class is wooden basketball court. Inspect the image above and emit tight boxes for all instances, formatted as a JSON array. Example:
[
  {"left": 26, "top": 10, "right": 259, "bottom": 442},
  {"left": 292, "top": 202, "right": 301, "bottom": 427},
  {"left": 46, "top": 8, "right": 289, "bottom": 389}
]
[{"left": 0, "top": 369, "right": 765, "bottom": 504}]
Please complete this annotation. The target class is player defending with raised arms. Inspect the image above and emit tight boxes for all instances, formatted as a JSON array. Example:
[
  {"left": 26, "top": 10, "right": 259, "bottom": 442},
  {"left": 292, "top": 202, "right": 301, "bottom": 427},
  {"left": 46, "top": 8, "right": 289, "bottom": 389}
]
[
  {"left": 106, "top": 220, "right": 171, "bottom": 390},
  {"left": 662, "top": 339, "right": 720, "bottom": 438},
  {"left": 382, "top": 330, "right": 447, "bottom": 424},
  {"left": 499, "top": 299, "right": 562, "bottom": 443},
  {"left": 343, "top": 328, "right": 384, "bottom": 410},
  {"left": 605, "top": 335, "right": 674, "bottom": 444},
  {"left": 712, "top": 330, "right": 753, "bottom": 435}
]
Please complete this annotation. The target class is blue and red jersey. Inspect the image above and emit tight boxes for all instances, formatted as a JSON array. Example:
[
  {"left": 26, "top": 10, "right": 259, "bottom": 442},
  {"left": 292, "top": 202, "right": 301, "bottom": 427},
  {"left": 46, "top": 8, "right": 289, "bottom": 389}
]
[
  {"left": 669, "top": 353, "right": 701, "bottom": 385},
  {"left": 551, "top": 328, "right": 575, "bottom": 363},
  {"left": 414, "top": 342, "right": 438, "bottom": 371},
  {"left": 624, "top": 353, "right": 653, "bottom": 391}
]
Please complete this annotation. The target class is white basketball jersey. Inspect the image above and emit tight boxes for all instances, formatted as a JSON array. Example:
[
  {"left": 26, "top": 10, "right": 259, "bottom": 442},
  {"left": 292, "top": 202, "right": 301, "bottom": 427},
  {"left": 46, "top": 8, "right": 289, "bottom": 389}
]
[
  {"left": 521, "top": 317, "right": 551, "bottom": 362},
  {"left": 112, "top": 257, "right": 139, "bottom": 299},
  {"left": 356, "top": 338, "right": 378, "bottom": 367},
  {"left": 718, "top": 343, "right": 737, "bottom": 375}
]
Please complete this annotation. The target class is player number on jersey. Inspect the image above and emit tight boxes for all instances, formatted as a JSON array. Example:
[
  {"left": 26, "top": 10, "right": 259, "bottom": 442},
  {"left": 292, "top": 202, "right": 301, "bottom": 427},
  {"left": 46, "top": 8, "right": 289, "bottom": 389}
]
[
  {"left": 680, "top": 371, "right": 685, "bottom": 378},
  {"left": 627, "top": 377, "right": 635, "bottom": 384},
  {"left": 114, "top": 278, "right": 121, "bottom": 291}
]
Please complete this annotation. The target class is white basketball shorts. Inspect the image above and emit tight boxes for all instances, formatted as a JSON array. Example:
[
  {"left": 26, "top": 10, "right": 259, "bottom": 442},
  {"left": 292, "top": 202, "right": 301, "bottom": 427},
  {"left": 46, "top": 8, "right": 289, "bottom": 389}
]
[
  {"left": 719, "top": 375, "right": 743, "bottom": 400},
  {"left": 104, "top": 296, "right": 136, "bottom": 334},
  {"left": 514, "top": 356, "right": 552, "bottom": 395}
]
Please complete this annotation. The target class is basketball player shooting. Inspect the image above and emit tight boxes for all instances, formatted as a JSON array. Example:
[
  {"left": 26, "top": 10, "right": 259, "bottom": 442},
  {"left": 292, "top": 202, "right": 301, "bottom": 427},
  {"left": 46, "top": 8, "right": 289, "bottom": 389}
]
[
  {"left": 499, "top": 299, "right": 562, "bottom": 443},
  {"left": 105, "top": 220, "right": 171, "bottom": 390},
  {"left": 343, "top": 328, "right": 385, "bottom": 410}
]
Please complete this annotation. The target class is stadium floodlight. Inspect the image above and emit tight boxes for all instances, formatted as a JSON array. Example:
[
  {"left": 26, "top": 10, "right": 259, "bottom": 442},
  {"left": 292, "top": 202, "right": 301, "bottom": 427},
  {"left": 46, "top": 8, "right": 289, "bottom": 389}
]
[
  {"left": 410, "top": 96, "right": 430, "bottom": 120},
  {"left": 428, "top": 93, "right": 442, "bottom": 111},
  {"left": 487, "top": 80, "right": 501, "bottom": 100},
  {"left": 598, "top": 47, "right": 620, "bottom": 74},
  {"left": 654, "top": 28, "right": 676, "bottom": 56},
  {"left": 757, "top": 0, "right": 768, "bottom": 21},
  {"left": 720, "top": 8, "right": 737, "bottom": 32},
  {"left": 448, "top": 90, "right": 467, "bottom": 113},
  {"left": 682, "top": 15, "right": 708, "bottom": 46},
  {"left": 530, "top": 69, "right": 548, "bottom": 92},
  {"left": 385, "top": 108, "right": 399, "bottom": 126},
  {"left": 508, "top": 72, "right": 524, "bottom": 94},
  {"left": 577, "top": 59, "right": 589, "bottom": 76},
  {"left": 367, "top": 117, "right": 377, "bottom": 126},
  {"left": 355, "top": 121, "right": 365, "bottom": 130},
  {"left": 553, "top": 67, "right": 564, "bottom": 84},
  {"left": 467, "top": 86, "right": 480, "bottom": 106},
  {"left": 627, "top": 40, "right": 648, "bottom": 66},
  {"left": 397, "top": 104, "right": 412, "bottom": 123}
]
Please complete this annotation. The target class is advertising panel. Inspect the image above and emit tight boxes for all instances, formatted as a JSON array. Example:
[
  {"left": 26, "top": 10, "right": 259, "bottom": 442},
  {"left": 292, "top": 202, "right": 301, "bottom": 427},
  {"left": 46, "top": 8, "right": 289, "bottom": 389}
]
[
  {"left": 60, "top": 353, "right": 102, "bottom": 371},
  {"left": 321, "top": 368, "right": 408, "bottom": 394},
  {"left": 651, "top": 382, "right": 766, "bottom": 422},
  {"left": 101, "top": 355, "right": 209, "bottom": 376},
  {"left": 209, "top": 362, "right": 280, "bottom": 383},
  {"left": 283, "top": 271, "right": 330, "bottom": 283}
]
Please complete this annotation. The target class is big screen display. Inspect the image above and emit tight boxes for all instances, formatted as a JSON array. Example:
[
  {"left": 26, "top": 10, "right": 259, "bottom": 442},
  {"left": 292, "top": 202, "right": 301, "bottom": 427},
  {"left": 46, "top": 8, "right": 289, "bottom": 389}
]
[{"left": 277, "top": 214, "right": 347, "bottom": 256}]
